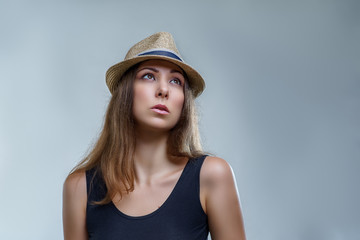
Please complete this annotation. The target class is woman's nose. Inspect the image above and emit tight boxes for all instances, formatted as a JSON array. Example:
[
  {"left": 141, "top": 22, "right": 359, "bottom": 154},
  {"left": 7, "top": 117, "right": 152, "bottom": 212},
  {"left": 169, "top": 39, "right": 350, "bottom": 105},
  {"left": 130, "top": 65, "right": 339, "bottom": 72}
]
[{"left": 155, "top": 79, "right": 169, "bottom": 99}]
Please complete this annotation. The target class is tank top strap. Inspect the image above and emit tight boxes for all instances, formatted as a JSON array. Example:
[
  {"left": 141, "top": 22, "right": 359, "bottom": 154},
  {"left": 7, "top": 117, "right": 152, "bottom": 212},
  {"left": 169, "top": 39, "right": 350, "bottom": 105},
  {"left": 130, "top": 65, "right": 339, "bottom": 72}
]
[
  {"left": 185, "top": 154, "right": 207, "bottom": 193},
  {"left": 86, "top": 167, "right": 107, "bottom": 203},
  {"left": 183, "top": 154, "right": 208, "bottom": 186},
  {"left": 167, "top": 155, "right": 208, "bottom": 212}
]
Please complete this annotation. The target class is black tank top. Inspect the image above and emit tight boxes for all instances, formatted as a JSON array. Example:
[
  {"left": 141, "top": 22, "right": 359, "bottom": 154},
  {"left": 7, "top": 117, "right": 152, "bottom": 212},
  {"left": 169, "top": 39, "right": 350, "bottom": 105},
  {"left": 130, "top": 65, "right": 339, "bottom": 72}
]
[{"left": 86, "top": 155, "right": 209, "bottom": 240}]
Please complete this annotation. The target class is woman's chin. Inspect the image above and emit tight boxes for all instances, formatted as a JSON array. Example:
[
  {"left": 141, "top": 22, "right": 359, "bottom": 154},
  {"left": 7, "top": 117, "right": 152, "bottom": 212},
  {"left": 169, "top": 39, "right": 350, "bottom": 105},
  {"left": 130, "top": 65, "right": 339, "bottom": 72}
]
[{"left": 135, "top": 121, "right": 177, "bottom": 134}]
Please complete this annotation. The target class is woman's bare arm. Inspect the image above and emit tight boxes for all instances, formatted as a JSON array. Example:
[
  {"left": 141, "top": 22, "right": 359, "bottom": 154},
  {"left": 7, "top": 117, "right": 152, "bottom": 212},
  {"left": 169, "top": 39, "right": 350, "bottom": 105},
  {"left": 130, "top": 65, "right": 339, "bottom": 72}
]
[
  {"left": 62, "top": 171, "right": 88, "bottom": 240},
  {"left": 200, "top": 156, "right": 246, "bottom": 240}
]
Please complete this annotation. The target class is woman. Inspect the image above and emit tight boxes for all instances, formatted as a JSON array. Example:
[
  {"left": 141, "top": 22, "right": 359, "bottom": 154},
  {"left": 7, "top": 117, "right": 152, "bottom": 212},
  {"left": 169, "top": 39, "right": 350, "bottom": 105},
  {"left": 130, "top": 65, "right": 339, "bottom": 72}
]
[{"left": 63, "top": 32, "right": 246, "bottom": 240}]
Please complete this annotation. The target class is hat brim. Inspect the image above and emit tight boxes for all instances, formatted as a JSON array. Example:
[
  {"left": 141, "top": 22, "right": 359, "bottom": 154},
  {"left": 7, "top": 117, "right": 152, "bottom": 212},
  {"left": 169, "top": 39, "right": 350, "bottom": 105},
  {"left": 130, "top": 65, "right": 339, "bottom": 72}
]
[{"left": 106, "top": 55, "right": 205, "bottom": 97}]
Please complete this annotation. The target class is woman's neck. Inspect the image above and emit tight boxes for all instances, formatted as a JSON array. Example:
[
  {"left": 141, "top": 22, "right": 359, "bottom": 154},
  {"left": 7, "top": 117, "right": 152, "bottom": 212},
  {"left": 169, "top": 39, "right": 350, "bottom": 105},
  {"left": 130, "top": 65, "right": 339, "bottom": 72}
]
[{"left": 133, "top": 128, "right": 171, "bottom": 179}]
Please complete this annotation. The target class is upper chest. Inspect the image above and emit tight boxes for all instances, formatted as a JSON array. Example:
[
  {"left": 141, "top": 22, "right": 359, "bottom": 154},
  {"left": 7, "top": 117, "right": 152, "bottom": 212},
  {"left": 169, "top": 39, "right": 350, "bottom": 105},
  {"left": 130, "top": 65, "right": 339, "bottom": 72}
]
[{"left": 112, "top": 169, "right": 182, "bottom": 217}]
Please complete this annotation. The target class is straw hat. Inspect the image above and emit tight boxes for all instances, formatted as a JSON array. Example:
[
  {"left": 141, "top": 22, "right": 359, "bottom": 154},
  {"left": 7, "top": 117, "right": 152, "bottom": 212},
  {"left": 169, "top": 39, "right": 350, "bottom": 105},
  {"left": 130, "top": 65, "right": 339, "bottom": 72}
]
[{"left": 106, "top": 32, "right": 205, "bottom": 97}]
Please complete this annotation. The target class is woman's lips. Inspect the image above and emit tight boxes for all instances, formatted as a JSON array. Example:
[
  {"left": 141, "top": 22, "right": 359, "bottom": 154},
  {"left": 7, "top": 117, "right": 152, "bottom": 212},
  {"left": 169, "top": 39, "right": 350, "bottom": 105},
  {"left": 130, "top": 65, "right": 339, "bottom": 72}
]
[
  {"left": 151, "top": 104, "right": 169, "bottom": 115},
  {"left": 151, "top": 108, "right": 169, "bottom": 115}
]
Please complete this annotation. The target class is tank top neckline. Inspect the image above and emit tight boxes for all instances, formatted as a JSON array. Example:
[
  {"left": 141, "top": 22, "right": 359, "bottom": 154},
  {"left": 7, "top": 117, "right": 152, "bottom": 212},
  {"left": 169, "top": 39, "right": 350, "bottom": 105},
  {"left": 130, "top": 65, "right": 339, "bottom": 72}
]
[{"left": 109, "top": 158, "right": 192, "bottom": 220}]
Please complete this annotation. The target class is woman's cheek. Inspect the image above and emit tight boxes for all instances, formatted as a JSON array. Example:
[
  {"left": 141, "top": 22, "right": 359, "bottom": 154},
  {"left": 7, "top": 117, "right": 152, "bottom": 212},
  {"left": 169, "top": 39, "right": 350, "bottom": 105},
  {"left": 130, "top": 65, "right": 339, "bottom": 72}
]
[{"left": 175, "top": 94, "right": 185, "bottom": 116}]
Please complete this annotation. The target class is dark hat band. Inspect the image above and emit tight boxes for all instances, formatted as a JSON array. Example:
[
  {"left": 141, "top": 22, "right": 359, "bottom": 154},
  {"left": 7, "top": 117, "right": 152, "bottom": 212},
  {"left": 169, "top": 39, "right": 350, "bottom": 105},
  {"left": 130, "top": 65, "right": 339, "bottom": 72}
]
[{"left": 137, "top": 50, "right": 183, "bottom": 62}]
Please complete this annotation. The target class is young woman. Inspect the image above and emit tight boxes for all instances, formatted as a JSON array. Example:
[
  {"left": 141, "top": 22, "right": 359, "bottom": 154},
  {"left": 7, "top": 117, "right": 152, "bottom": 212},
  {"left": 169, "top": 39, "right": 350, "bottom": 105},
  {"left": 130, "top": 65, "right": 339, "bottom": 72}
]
[{"left": 63, "top": 32, "right": 246, "bottom": 240}]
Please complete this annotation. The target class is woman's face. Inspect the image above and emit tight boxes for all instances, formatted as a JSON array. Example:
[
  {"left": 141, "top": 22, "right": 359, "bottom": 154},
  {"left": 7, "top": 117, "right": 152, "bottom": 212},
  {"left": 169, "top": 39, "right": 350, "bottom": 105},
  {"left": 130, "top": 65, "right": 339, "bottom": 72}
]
[{"left": 132, "top": 59, "right": 185, "bottom": 132}]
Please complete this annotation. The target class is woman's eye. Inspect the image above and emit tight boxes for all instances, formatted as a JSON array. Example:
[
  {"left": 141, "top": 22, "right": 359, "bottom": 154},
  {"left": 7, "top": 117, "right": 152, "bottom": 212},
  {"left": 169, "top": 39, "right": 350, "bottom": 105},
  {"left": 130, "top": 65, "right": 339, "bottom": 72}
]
[
  {"left": 142, "top": 73, "right": 155, "bottom": 80},
  {"left": 170, "top": 78, "right": 182, "bottom": 86}
]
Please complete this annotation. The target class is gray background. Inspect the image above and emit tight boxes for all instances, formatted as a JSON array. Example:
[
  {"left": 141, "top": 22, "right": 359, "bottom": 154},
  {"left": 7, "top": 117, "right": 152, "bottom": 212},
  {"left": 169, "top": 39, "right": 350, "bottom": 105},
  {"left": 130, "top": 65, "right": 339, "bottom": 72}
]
[{"left": 0, "top": 0, "right": 359, "bottom": 239}]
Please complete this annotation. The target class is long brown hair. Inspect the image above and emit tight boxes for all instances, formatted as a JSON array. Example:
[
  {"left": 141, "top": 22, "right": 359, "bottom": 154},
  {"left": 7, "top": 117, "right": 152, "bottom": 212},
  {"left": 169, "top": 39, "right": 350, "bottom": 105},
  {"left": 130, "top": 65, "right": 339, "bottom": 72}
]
[{"left": 70, "top": 62, "right": 203, "bottom": 204}]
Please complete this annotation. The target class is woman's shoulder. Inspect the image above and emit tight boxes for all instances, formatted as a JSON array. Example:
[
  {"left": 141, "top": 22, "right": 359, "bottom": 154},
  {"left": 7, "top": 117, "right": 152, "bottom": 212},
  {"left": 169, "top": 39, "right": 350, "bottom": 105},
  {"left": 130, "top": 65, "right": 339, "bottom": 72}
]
[
  {"left": 63, "top": 171, "right": 88, "bottom": 239},
  {"left": 200, "top": 156, "right": 234, "bottom": 184},
  {"left": 63, "top": 170, "right": 87, "bottom": 201},
  {"left": 200, "top": 156, "right": 246, "bottom": 239}
]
